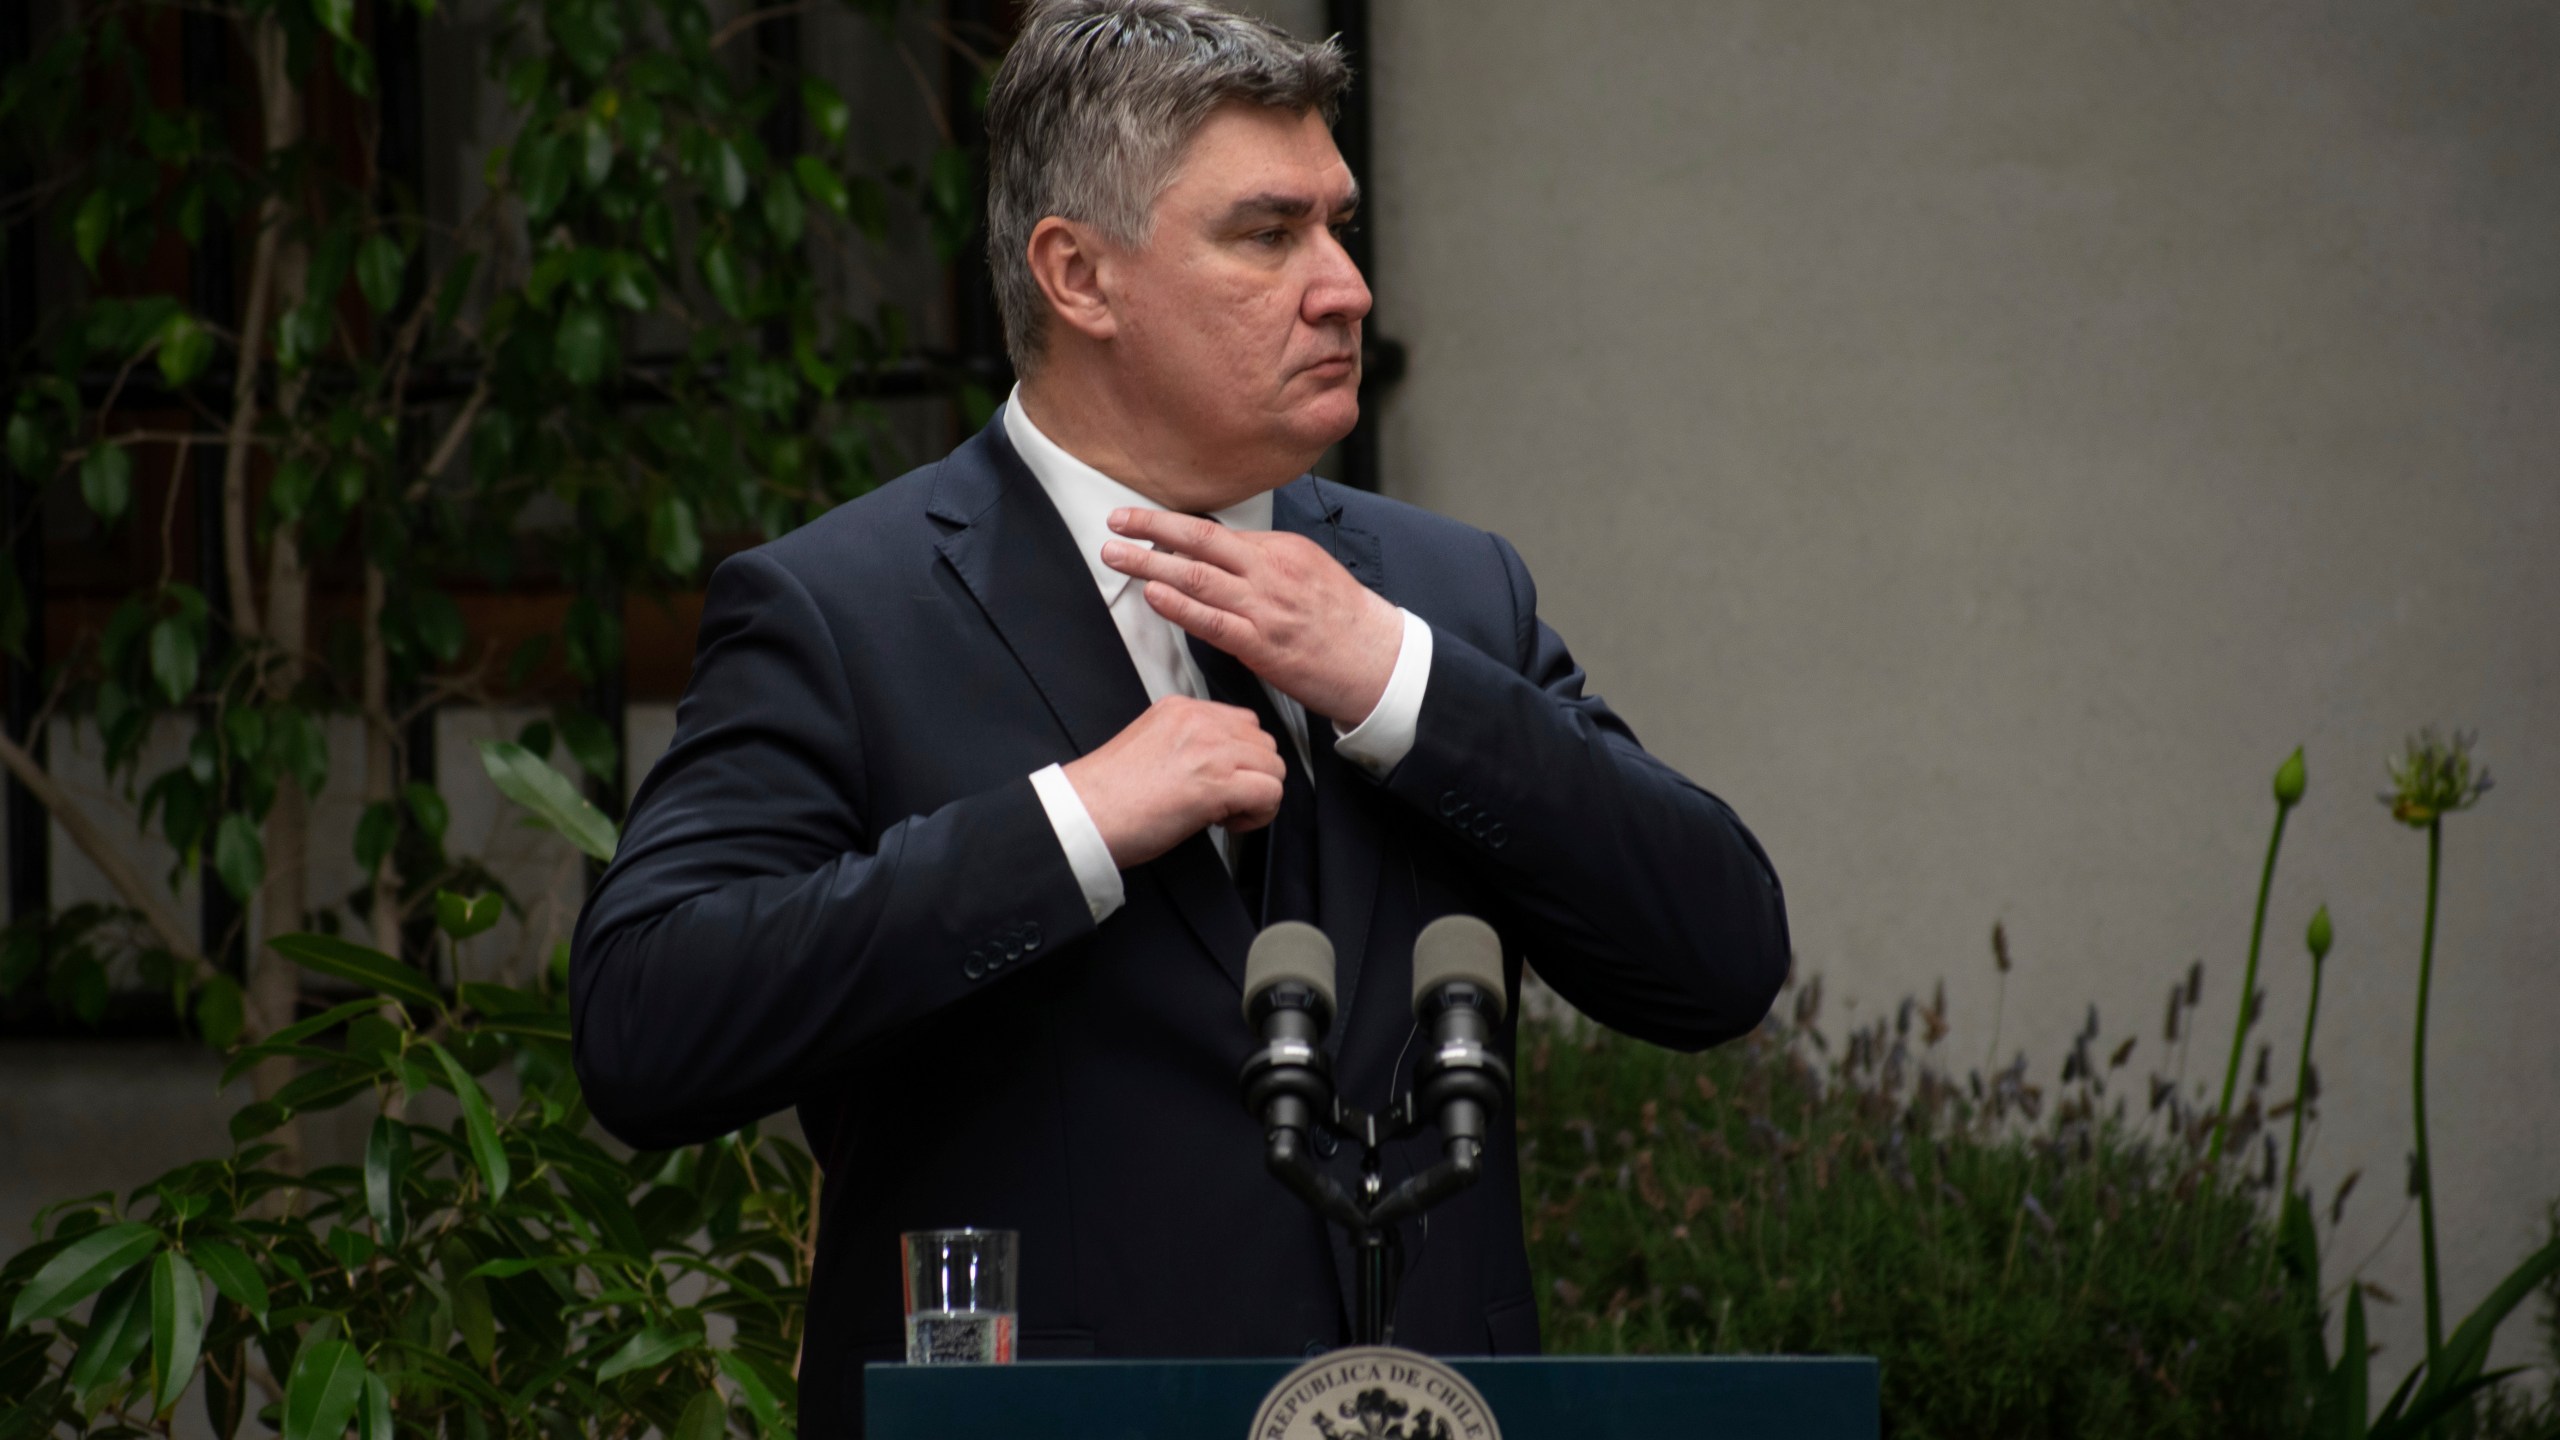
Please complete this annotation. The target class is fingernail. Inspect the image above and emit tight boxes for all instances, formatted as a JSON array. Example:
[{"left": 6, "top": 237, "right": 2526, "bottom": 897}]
[{"left": 1109, "top": 508, "right": 1131, "bottom": 528}]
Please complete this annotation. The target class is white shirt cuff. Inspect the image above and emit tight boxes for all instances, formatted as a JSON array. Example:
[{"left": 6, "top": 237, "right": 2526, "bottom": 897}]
[
  {"left": 1331, "top": 608, "right": 1433, "bottom": 778},
  {"left": 1030, "top": 763, "right": 1125, "bottom": 923}
]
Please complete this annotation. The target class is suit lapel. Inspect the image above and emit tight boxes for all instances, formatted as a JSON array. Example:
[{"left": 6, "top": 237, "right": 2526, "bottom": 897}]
[
  {"left": 930, "top": 419, "right": 1255, "bottom": 991},
  {"left": 1273, "top": 479, "right": 1390, "bottom": 1048}
]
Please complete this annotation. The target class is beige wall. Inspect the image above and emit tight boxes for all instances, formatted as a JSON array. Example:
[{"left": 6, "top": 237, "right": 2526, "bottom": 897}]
[{"left": 1367, "top": 0, "right": 2560, "bottom": 1373}]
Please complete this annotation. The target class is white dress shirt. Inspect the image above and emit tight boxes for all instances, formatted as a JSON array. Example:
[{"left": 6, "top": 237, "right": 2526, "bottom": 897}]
[{"left": 1006, "top": 386, "right": 1435, "bottom": 923}]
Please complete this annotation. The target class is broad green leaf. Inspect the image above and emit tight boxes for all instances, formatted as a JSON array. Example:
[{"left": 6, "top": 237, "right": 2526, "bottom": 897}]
[
  {"left": 435, "top": 890, "right": 504, "bottom": 941},
  {"left": 150, "top": 1249, "right": 205, "bottom": 1415},
  {"left": 403, "top": 781, "right": 450, "bottom": 844},
  {"left": 762, "top": 176, "right": 804, "bottom": 248},
  {"left": 476, "top": 739, "right": 618, "bottom": 862},
  {"left": 275, "top": 301, "right": 329, "bottom": 372},
  {"left": 8, "top": 1222, "right": 156, "bottom": 1328},
  {"left": 553, "top": 303, "right": 613, "bottom": 387},
  {"left": 273, "top": 705, "right": 328, "bottom": 796},
  {"left": 354, "top": 801, "right": 399, "bottom": 873},
  {"left": 359, "top": 1372, "right": 392, "bottom": 1440},
  {"left": 195, "top": 974, "right": 244, "bottom": 1050},
  {"left": 213, "top": 814, "right": 264, "bottom": 902},
  {"left": 355, "top": 234, "right": 405, "bottom": 315},
  {"left": 192, "top": 1241, "right": 267, "bottom": 1326},
  {"left": 554, "top": 706, "right": 619, "bottom": 783},
  {"left": 2428, "top": 1232, "right": 2560, "bottom": 1403},
  {"left": 364, "top": 1115, "right": 411, "bottom": 1247},
  {"left": 715, "top": 1349, "right": 786, "bottom": 1435},
  {"left": 223, "top": 706, "right": 268, "bottom": 762},
  {"left": 712, "top": 138, "right": 748, "bottom": 211},
  {"left": 229, "top": 1100, "right": 289, "bottom": 1144},
  {"left": 793, "top": 155, "right": 848, "bottom": 217},
  {"left": 309, "top": 0, "right": 357, "bottom": 44},
  {"left": 803, "top": 77, "right": 851, "bottom": 147},
  {"left": 410, "top": 589, "right": 466, "bottom": 665},
  {"left": 6, "top": 411, "right": 54, "bottom": 477},
  {"left": 651, "top": 493, "right": 701, "bottom": 576},
  {"left": 281, "top": 1338, "right": 366, "bottom": 1440},
  {"left": 700, "top": 240, "right": 746, "bottom": 318},
  {"left": 595, "top": 1324, "right": 701, "bottom": 1383},
  {"left": 431, "top": 1042, "right": 510, "bottom": 1201},
  {"left": 74, "top": 190, "right": 112, "bottom": 274},
  {"left": 477, "top": 1012, "right": 573, "bottom": 1043},
  {"left": 80, "top": 444, "right": 132, "bottom": 525},
  {"left": 218, "top": 998, "right": 384, "bottom": 1087},
  {"left": 269, "top": 456, "right": 317, "bottom": 522},
  {"left": 68, "top": 1263, "right": 154, "bottom": 1402},
  {"left": 150, "top": 617, "right": 200, "bottom": 703},
  {"left": 673, "top": 1387, "right": 726, "bottom": 1440},
  {"left": 450, "top": 1262, "right": 494, "bottom": 1366},
  {"left": 156, "top": 312, "right": 213, "bottom": 387},
  {"left": 464, "top": 1252, "right": 637, "bottom": 1280},
  {"left": 580, "top": 114, "right": 614, "bottom": 188},
  {"left": 269, "top": 933, "right": 442, "bottom": 1010},
  {"left": 517, "top": 131, "right": 573, "bottom": 221}
]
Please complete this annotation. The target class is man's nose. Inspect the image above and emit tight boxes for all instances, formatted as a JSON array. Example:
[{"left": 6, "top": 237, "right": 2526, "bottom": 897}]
[{"left": 1304, "top": 228, "right": 1372, "bottom": 328}]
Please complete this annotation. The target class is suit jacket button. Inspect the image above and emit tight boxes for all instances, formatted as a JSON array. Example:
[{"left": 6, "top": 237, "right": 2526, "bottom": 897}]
[
  {"left": 1021, "top": 922, "right": 1042, "bottom": 949},
  {"left": 1438, "top": 790, "right": 1464, "bottom": 818},
  {"left": 1302, "top": 1340, "right": 1328, "bottom": 1358},
  {"left": 1486, "top": 823, "right": 1510, "bottom": 850},
  {"left": 1313, "top": 1129, "right": 1340, "bottom": 1160},
  {"left": 963, "top": 951, "right": 987, "bottom": 980}
]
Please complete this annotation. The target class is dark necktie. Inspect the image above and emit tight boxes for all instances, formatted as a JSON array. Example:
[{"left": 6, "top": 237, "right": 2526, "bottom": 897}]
[{"left": 1185, "top": 634, "right": 1320, "bottom": 927}]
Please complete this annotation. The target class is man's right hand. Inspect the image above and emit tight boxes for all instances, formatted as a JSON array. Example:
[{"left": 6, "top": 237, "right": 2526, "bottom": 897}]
[{"left": 1063, "top": 697, "right": 1285, "bottom": 869}]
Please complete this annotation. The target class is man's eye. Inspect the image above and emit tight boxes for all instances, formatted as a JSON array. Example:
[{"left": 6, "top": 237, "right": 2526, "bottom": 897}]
[
  {"left": 1330, "top": 220, "right": 1362, "bottom": 242},
  {"left": 1251, "top": 229, "right": 1288, "bottom": 247}
]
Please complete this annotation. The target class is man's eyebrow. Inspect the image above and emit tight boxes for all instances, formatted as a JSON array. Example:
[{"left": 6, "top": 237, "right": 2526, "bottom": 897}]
[{"left": 1218, "top": 184, "right": 1363, "bottom": 228}]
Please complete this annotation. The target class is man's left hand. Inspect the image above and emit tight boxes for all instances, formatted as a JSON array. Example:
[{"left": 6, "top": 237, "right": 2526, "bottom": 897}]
[{"left": 1101, "top": 508, "right": 1403, "bottom": 726}]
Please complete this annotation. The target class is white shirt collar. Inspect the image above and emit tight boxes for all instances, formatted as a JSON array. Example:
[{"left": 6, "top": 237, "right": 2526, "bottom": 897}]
[{"left": 1002, "top": 383, "right": 1274, "bottom": 606}]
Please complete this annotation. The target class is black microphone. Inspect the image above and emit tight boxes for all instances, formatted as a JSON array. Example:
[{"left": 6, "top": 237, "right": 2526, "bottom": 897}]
[
  {"left": 1239, "top": 922, "right": 1338, "bottom": 1155},
  {"left": 1409, "top": 915, "right": 1512, "bottom": 1171}
]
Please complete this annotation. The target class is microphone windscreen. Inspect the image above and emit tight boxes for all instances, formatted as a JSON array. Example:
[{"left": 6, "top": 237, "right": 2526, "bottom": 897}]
[
  {"left": 1411, "top": 914, "right": 1506, "bottom": 1021},
  {"left": 1242, "top": 921, "right": 1337, "bottom": 1026}
]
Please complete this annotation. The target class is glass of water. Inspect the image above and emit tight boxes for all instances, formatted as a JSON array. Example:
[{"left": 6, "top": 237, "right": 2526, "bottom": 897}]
[{"left": 900, "top": 1228, "right": 1017, "bottom": 1364}]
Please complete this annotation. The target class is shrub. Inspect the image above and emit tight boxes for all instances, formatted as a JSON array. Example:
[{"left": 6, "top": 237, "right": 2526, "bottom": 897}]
[{"left": 1517, "top": 988, "right": 2294, "bottom": 1438}]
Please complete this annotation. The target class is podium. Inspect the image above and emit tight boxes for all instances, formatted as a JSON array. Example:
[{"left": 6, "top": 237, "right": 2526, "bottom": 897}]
[{"left": 866, "top": 1355, "right": 1880, "bottom": 1438}]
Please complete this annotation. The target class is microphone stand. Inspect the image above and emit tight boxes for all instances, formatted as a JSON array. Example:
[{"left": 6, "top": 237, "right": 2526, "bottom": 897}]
[{"left": 1240, "top": 987, "right": 1512, "bottom": 1346}]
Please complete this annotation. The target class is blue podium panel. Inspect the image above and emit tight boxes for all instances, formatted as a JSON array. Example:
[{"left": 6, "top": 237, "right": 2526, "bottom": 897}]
[{"left": 865, "top": 1355, "right": 1879, "bottom": 1439}]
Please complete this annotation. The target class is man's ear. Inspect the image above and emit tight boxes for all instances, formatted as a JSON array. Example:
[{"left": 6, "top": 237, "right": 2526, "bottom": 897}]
[{"left": 1026, "top": 216, "right": 1120, "bottom": 344}]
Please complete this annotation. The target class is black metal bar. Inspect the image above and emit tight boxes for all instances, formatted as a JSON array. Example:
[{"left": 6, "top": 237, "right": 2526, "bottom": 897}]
[
  {"left": 380, "top": 0, "right": 437, "bottom": 969},
  {"left": 187, "top": 6, "right": 241, "bottom": 976},
  {"left": 1, "top": 0, "right": 46, "bottom": 933},
  {"left": 1322, "top": 0, "right": 1399, "bottom": 494},
  {"left": 946, "top": 0, "right": 1012, "bottom": 419}
]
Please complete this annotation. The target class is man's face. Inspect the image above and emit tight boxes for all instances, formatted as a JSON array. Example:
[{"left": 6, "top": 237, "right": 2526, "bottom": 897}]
[{"left": 1109, "top": 102, "right": 1370, "bottom": 486}]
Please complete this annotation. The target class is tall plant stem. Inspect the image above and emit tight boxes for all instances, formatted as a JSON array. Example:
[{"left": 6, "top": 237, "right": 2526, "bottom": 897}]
[
  {"left": 2281, "top": 955, "right": 2324, "bottom": 1204},
  {"left": 2413, "top": 818, "right": 2445, "bottom": 1364},
  {"left": 2211, "top": 801, "right": 2291, "bottom": 1163}
]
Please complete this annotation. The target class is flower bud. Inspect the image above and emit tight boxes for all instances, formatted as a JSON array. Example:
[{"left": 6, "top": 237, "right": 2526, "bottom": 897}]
[
  {"left": 2306, "top": 904, "right": 2333, "bottom": 963},
  {"left": 2274, "top": 747, "right": 2306, "bottom": 807}
]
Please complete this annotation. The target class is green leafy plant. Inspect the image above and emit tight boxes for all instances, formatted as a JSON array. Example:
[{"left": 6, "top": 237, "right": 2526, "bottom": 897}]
[
  {"left": 2384, "top": 729, "right": 2493, "bottom": 1367},
  {"left": 2210, "top": 746, "right": 2305, "bottom": 1165},
  {"left": 0, "top": 0, "right": 976, "bottom": 1126},
  {"left": 0, "top": 755, "right": 821, "bottom": 1438}
]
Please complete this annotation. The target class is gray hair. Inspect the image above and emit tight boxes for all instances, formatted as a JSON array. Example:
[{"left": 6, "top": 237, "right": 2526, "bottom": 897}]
[{"left": 985, "top": 0, "right": 1351, "bottom": 376}]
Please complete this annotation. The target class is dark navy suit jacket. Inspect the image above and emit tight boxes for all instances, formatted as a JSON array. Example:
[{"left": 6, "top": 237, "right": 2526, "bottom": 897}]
[{"left": 569, "top": 414, "right": 1790, "bottom": 1433}]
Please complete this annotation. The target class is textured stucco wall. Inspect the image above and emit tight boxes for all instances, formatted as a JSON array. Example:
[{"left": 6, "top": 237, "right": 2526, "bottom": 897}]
[{"left": 1364, "top": 0, "right": 2560, "bottom": 1373}]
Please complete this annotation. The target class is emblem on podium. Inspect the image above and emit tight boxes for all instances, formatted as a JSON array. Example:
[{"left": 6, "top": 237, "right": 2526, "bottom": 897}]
[{"left": 1248, "top": 1346, "right": 1501, "bottom": 1440}]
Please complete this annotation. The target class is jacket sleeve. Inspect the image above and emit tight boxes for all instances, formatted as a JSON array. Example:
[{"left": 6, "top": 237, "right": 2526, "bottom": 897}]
[
  {"left": 569, "top": 548, "right": 1097, "bottom": 1150},
  {"left": 1380, "top": 532, "right": 1790, "bottom": 1051}
]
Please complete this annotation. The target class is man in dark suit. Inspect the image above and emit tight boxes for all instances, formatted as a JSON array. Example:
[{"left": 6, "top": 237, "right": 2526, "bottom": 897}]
[{"left": 569, "top": 1, "right": 1789, "bottom": 1431}]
